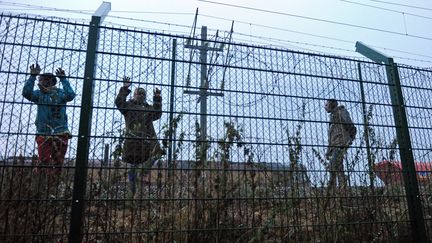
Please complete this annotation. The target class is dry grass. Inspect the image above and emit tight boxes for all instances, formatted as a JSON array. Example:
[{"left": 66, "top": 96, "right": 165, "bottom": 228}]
[{"left": 1, "top": 164, "right": 431, "bottom": 242}]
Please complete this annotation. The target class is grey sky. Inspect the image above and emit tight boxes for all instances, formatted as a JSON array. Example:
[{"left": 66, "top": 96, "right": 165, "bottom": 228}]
[
  {"left": 1, "top": 0, "right": 431, "bottom": 68},
  {"left": 1, "top": 0, "right": 431, "bottom": 188}
]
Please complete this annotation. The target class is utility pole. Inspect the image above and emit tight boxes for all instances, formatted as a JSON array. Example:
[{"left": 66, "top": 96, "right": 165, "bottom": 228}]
[{"left": 184, "top": 26, "right": 224, "bottom": 164}]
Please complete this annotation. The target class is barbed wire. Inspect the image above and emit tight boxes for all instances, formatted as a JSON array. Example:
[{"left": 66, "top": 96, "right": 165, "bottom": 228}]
[
  {"left": 197, "top": 13, "right": 432, "bottom": 61},
  {"left": 2, "top": 3, "right": 432, "bottom": 66},
  {"left": 1, "top": 13, "right": 432, "bottom": 161}
]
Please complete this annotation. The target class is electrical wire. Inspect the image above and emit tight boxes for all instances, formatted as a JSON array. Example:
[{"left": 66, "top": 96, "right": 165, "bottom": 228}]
[
  {"left": 102, "top": 15, "right": 373, "bottom": 65},
  {"left": 105, "top": 15, "right": 193, "bottom": 30},
  {"left": 1, "top": 1, "right": 431, "bottom": 66},
  {"left": 231, "top": 32, "right": 432, "bottom": 64},
  {"left": 197, "top": 0, "right": 432, "bottom": 41},
  {"left": 0, "top": 1, "right": 92, "bottom": 15},
  {"left": 200, "top": 14, "right": 353, "bottom": 44},
  {"left": 341, "top": 0, "right": 432, "bottom": 20},
  {"left": 366, "top": 0, "right": 432, "bottom": 12},
  {"left": 0, "top": 1, "right": 195, "bottom": 15},
  {"left": 5, "top": 0, "right": 432, "bottom": 43},
  {"left": 198, "top": 13, "right": 432, "bottom": 60}
]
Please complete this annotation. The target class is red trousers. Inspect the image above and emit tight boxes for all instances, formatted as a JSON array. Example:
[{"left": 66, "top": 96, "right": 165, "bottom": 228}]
[{"left": 35, "top": 135, "right": 69, "bottom": 175}]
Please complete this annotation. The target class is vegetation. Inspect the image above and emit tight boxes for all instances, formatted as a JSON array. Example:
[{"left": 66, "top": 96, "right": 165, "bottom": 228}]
[{"left": 1, "top": 108, "right": 431, "bottom": 242}]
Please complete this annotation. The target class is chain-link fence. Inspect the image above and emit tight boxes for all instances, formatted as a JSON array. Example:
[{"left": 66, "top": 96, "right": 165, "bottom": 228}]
[{"left": 0, "top": 13, "right": 431, "bottom": 242}]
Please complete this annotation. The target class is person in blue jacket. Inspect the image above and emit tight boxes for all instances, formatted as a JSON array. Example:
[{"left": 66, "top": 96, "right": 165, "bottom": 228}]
[{"left": 22, "top": 63, "right": 76, "bottom": 175}]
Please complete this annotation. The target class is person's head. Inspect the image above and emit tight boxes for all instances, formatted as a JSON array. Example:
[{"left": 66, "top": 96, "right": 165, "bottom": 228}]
[
  {"left": 38, "top": 73, "right": 57, "bottom": 88},
  {"left": 133, "top": 87, "right": 146, "bottom": 102},
  {"left": 325, "top": 99, "right": 338, "bottom": 113}
]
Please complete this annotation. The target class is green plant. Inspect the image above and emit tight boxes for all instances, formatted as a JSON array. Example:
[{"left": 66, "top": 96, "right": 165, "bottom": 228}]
[{"left": 285, "top": 102, "right": 308, "bottom": 188}]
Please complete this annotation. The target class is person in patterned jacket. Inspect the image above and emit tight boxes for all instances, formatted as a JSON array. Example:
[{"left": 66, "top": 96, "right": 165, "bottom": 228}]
[{"left": 325, "top": 99, "right": 356, "bottom": 188}]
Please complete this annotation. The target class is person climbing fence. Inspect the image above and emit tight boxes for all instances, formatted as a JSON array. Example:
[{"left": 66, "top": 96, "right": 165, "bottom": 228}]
[
  {"left": 115, "top": 76, "right": 163, "bottom": 197},
  {"left": 22, "top": 63, "right": 76, "bottom": 176}
]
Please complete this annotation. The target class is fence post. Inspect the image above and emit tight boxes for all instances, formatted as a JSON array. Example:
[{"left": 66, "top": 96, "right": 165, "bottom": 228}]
[
  {"left": 68, "top": 3, "right": 110, "bottom": 243},
  {"left": 168, "top": 38, "right": 177, "bottom": 177},
  {"left": 357, "top": 63, "right": 374, "bottom": 188},
  {"left": 384, "top": 58, "right": 428, "bottom": 242},
  {"left": 355, "top": 42, "right": 428, "bottom": 242}
]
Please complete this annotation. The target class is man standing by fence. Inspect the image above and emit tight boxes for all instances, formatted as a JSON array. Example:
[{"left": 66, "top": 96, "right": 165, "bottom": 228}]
[
  {"left": 324, "top": 99, "right": 356, "bottom": 188},
  {"left": 22, "top": 63, "right": 76, "bottom": 177},
  {"left": 115, "top": 76, "right": 163, "bottom": 197}
]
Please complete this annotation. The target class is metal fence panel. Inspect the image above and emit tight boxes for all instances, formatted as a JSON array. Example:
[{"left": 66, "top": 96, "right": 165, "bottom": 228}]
[
  {"left": 0, "top": 14, "right": 88, "bottom": 242},
  {"left": 0, "top": 14, "right": 431, "bottom": 242}
]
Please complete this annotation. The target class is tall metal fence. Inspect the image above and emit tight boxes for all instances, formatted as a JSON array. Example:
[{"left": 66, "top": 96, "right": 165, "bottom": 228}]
[{"left": 0, "top": 13, "right": 431, "bottom": 242}]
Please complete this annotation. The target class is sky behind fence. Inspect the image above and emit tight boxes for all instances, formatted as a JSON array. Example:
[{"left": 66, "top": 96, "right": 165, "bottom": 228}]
[
  {"left": 0, "top": 12, "right": 431, "bottom": 242},
  {"left": 1, "top": 14, "right": 432, "bottom": 188}
]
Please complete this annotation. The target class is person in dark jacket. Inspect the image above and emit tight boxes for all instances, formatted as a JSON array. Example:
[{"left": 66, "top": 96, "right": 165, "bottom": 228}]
[
  {"left": 22, "top": 63, "right": 76, "bottom": 175},
  {"left": 115, "top": 76, "right": 163, "bottom": 196},
  {"left": 325, "top": 99, "right": 356, "bottom": 188}
]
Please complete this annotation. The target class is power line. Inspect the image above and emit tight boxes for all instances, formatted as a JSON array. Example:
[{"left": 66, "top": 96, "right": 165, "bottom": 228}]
[
  {"left": 0, "top": 1, "right": 195, "bottom": 33},
  {"left": 109, "top": 11, "right": 193, "bottom": 15},
  {"left": 341, "top": 0, "right": 432, "bottom": 20},
  {"left": 200, "top": 14, "right": 352, "bottom": 44},
  {"left": 198, "top": 13, "right": 432, "bottom": 60},
  {"left": 253, "top": 37, "right": 432, "bottom": 65},
  {"left": 2, "top": 1, "right": 431, "bottom": 65},
  {"left": 234, "top": 32, "right": 355, "bottom": 54},
  {"left": 109, "top": 12, "right": 365, "bottom": 61},
  {"left": 0, "top": 1, "right": 92, "bottom": 15},
  {"left": 0, "top": 1, "right": 194, "bottom": 15},
  {"left": 367, "top": 0, "right": 432, "bottom": 12},
  {"left": 198, "top": 0, "right": 432, "bottom": 41},
  {"left": 196, "top": 17, "right": 432, "bottom": 65},
  {"left": 106, "top": 15, "right": 193, "bottom": 30}
]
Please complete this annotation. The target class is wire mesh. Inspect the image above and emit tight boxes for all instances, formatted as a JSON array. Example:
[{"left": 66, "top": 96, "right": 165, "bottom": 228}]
[
  {"left": 0, "top": 13, "right": 431, "bottom": 242},
  {"left": 0, "top": 14, "right": 87, "bottom": 242}
]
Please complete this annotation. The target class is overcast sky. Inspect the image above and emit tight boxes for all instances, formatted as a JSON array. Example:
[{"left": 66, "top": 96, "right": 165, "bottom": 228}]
[{"left": 1, "top": 0, "right": 431, "bottom": 67}]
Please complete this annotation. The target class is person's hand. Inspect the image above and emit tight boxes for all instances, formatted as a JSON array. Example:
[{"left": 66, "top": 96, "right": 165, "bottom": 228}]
[
  {"left": 154, "top": 88, "right": 161, "bottom": 97},
  {"left": 123, "top": 76, "right": 131, "bottom": 88},
  {"left": 30, "top": 63, "right": 41, "bottom": 76},
  {"left": 55, "top": 68, "right": 66, "bottom": 79}
]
